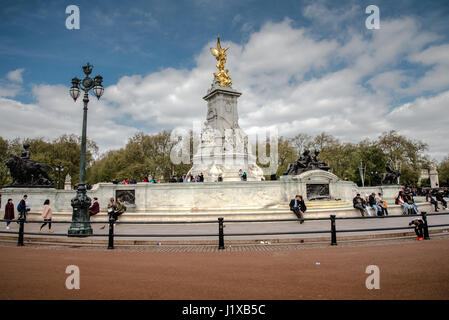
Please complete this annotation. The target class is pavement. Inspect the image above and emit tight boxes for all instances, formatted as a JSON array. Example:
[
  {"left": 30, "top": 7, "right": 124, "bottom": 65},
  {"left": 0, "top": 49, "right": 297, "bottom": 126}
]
[
  {"left": 1, "top": 236, "right": 449, "bottom": 299},
  {"left": 1, "top": 211, "right": 449, "bottom": 245}
]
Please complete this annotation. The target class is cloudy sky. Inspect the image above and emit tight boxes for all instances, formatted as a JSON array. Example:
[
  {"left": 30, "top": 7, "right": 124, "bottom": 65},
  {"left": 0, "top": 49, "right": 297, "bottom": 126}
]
[{"left": 0, "top": 0, "right": 449, "bottom": 160}]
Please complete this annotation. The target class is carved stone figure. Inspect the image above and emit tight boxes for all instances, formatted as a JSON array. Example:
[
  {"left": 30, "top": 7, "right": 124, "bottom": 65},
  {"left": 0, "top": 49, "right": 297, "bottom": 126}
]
[
  {"left": 283, "top": 149, "right": 330, "bottom": 175},
  {"left": 381, "top": 162, "right": 401, "bottom": 185},
  {"left": 3, "top": 144, "right": 54, "bottom": 187}
]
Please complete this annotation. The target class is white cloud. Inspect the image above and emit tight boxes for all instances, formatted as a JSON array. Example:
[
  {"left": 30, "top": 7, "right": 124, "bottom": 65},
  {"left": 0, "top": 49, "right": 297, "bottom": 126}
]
[
  {"left": 7, "top": 68, "right": 25, "bottom": 83},
  {"left": 386, "top": 90, "right": 449, "bottom": 160},
  {"left": 0, "top": 84, "right": 137, "bottom": 153},
  {"left": 0, "top": 68, "right": 25, "bottom": 97},
  {"left": 0, "top": 16, "right": 448, "bottom": 161}
]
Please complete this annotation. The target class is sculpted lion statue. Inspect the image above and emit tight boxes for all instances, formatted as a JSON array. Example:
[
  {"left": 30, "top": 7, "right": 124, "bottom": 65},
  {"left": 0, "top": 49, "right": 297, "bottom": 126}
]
[{"left": 4, "top": 154, "right": 53, "bottom": 187}]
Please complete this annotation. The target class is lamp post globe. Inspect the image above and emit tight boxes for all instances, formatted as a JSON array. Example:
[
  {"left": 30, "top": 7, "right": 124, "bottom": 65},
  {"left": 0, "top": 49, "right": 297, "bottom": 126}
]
[
  {"left": 68, "top": 63, "right": 103, "bottom": 237},
  {"left": 55, "top": 163, "right": 64, "bottom": 189}
]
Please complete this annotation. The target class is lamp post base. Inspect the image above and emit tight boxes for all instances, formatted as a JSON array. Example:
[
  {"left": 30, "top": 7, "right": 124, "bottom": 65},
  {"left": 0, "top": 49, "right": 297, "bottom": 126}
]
[
  {"left": 68, "top": 221, "right": 93, "bottom": 237},
  {"left": 68, "top": 186, "right": 92, "bottom": 237}
]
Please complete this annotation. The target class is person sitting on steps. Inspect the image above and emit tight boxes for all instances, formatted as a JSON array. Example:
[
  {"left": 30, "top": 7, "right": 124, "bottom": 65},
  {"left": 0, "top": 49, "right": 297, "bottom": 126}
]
[
  {"left": 353, "top": 193, "right": 367, "bottom": 217},
  {"left": 289, "top": 195, "right": 306, "bottom": 224}
]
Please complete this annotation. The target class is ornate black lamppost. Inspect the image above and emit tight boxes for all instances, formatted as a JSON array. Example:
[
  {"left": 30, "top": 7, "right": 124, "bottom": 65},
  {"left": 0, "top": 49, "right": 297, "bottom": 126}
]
[
  {"left": 55, "top": 163, "right": 64, "bottom": 189},
  {"left": 68, "top": 63, "right": 104, "bottom": 237}
]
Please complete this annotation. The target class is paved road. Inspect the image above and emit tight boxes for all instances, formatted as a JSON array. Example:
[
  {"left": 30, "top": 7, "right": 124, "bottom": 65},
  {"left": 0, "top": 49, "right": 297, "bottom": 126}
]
[
  {"left": 2, "top": 212, "right": 449, "bottom": 242},
  {"left": 1, "top": 238, "right": 449, "bottom": 299}
]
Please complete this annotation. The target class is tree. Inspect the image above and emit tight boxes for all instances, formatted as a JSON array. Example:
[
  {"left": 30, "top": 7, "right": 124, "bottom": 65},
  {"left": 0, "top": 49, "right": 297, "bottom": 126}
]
[
  {"left": 438, "top": 155, "right": 449, "bottom": 187},
  {"left": 377, "top": 130, "right": 428, "bottom": 186},
  {"left": 319, "top": 142, "right": 359, "bottom": 182},
  {"left": 309, "top": 132, "right": 339, "bottom": 151},
  {"left": 0, "top": 135, "right": 98, "bottom": 189},
  {"left": 0, "top": 137, "right": 10, "bottom": 186},
  {"left": 275, "top": 136, "right": 298, "bottom": 177},
  {"left": 87, "top": 130, "right": 192, "bottom": 184},
  {"left": 288, "top": 133, "right": 312, "bottom": 155}
]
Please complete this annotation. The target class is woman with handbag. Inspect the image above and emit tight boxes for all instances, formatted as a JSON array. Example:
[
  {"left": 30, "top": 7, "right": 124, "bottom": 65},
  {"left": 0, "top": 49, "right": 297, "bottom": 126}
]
[{"left": 39, "top": 199, "right": 53, "bottom": 233}]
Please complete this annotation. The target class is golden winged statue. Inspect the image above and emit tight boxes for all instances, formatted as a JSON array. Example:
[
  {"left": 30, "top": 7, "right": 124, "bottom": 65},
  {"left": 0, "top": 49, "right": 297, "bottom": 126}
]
[{"left": 210, "top": 36, "right": 232, "bottom": 87}]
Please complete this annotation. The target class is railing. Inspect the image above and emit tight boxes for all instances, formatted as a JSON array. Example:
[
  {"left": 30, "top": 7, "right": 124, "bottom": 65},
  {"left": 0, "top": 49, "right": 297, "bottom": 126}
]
[{"left": 1, "top": 211, "right": 449, "bottom": 250}]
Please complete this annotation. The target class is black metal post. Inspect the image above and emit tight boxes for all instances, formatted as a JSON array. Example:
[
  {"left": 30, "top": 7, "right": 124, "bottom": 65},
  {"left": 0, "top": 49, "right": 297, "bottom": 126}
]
[
  {"left": 330, "top": 214, "right": 337, "bottom": 246},
  {"left": 421, "top": 212, "right": 430, "bottom": 240},
  {"left": 17, "top": 219, "right": 24, "bottom": 246},
  {"left": 108, "top": 217, "right": 115, "bottom": 249},
  {"left": 218, "top": 217, "right": 224, "bottom": 250}
]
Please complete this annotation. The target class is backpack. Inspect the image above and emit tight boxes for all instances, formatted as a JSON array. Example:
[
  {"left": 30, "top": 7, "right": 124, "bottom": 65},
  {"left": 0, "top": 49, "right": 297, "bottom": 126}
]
[{"left": 17, "top": 203, "right": 22, "bottom": 211}]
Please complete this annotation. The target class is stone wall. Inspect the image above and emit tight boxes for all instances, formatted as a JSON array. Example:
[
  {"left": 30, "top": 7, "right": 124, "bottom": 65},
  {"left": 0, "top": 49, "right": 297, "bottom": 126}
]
[{"left": 0, "top": 174, "right": 403, "bottom": 213}]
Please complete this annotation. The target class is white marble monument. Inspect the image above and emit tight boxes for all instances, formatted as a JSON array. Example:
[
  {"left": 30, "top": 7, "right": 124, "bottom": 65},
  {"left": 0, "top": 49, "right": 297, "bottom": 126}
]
[{"left": 188, "top": 37, "right": 263, "bottom": 182}]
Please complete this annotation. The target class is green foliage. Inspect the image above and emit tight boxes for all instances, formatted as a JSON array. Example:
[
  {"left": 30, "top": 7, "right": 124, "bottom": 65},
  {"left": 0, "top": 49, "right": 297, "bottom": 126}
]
[
  {"left": 0, "top": 135, "right": 98, "bottom": 188},
  {"left": 87, "top": 131, "right": 192, "bottom": 183},
  {"left": 275, "top": 136, "right": 298, "bottom": 177},
  {"left": 438, "top": 155, "right": 449, "bottom": 186},
  {"left": 376, "top": 130, "right": 429, "bottom": 187},
  {"left": 0, "top": 137, "right": 11, "bottom": 186},
  {"left": 0, "top": 129, "right": 432, "bottom": 188}
]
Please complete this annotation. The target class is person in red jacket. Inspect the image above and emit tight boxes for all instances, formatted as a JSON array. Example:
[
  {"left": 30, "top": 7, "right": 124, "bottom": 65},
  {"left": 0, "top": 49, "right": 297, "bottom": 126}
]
[
  {"left": 4, "top": 199, "right": 14, "bottom": 230},
  {"left": 88, "top": 197, "right": 100, "bottom": 216}
]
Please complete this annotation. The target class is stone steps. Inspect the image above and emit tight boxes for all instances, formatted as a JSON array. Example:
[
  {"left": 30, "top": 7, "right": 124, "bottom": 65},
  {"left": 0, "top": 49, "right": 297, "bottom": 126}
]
[{"left": 23, "top": 202, "right": 432, "bottom": 222}]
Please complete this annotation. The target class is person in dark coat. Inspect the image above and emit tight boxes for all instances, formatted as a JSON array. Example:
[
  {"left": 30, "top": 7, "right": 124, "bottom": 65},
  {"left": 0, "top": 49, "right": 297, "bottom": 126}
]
[
  {"left": 409, "top": 219, "right": 424, "bottom": 240},
  {"left": 435, "top": 190, "right": 447, "bottom": 210},
  {"left": 428, "top": 193, "right": 439, "bottom": 212},
  {"left": 353, "top": 194, "right": 367, "bottom": 217},
  {"left": 18, "top": 195, "right": 28, "bottom": 221},
  {"left": 4, "top": 199, "right": 14, "bottom": 229},
  {"left": 289, "top": 195, "right": 306, "bottom": 224}
]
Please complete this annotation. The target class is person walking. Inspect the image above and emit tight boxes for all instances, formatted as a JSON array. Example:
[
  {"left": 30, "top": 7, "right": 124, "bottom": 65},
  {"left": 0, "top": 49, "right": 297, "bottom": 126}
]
[
  {"left": 39, "top": 199, "right": 53, "bottom": 233},
  {"left": 289, "top": 195, "right": 306, "bottom": 224},
  {"left": 17, "top": 195, "right": 28, "bottom": 222},
  {"left": 4, "top": 199, "right": 14, "bottom": 229}
]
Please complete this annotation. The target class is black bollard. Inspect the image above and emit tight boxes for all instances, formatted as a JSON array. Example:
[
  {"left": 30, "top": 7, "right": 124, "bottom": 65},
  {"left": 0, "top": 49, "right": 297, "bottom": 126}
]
[
  {"left": 421, "top": 212, "right": 430, "bottom": 240},
  {"left": 330, "top": 215, "right": 337, "bottom": 246},
  {"left": 218, "top": 217, "right": 224, "bottom": 250},
  {"left": 108, "top": 217, "right": 115, "bottom": 249},
  {"left": 17, "top": 219, "right": 24, "bottom": 247}
]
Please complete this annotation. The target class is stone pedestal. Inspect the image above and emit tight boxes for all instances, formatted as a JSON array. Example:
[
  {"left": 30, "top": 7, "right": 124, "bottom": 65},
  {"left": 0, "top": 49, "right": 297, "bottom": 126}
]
[
  {"left": 430, "top": 164, "right": 439, "bottom": 188},
  {"left": 64, "top": 174, "right": 72, "bottom": 190},
  {"left": 189, "top": 78, "right": 264, "bottom": 182}
]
